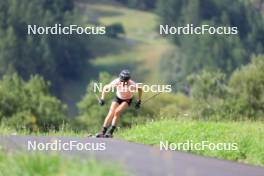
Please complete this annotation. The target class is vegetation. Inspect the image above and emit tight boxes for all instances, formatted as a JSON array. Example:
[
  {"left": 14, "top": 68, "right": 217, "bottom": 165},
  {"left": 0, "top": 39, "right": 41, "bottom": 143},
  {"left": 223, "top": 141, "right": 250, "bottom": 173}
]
[
  {"left": 0, "top": 152, "right": 124, "bottom": 176},
  {"left": 118, "top": 119, "right": 264, "bottom": 167},
  {"left": 229, "top": 55, "right": 264, "bottom": 118},
  {"left": 189, "top": 55, "right": 264, "bottom": 120},
  {"left": 0, "top": 0, "right": 90, "bottom": 92},
  {"left": 116, "top": 0, "right": 157, "bottom": 10},
  {"left": 76, "top": 72, "right": 114, "bottom": 131},
  {"left": 158, "top": 0, "right": 264, "bottom": 90},
  {"left": 106, "top": 23, "right": 125, "bottom": 38},
  {"left": 0, "top": 74, "right": 67, "bottom": 132}
]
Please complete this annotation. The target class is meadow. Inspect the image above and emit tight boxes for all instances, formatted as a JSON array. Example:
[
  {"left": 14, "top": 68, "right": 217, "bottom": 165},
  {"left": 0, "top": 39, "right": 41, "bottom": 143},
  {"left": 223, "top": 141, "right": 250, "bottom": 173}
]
[
  {"left": 118, "top": 119, "right": 264, "bottom": 167},
  {"left": 0, "top": 152, "right": 124, "bottom": 176}
]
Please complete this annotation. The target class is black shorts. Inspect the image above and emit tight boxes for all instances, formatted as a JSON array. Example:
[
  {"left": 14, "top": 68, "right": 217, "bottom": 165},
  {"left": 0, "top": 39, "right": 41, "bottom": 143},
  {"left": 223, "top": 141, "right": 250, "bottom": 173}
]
[{"left": 113, "top": 96, "right": 133, "bottom": 106}]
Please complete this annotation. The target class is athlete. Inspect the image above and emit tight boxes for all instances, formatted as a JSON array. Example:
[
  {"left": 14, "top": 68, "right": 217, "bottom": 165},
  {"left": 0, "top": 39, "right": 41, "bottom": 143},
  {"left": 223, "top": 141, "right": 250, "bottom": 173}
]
[{"left": 96, "top": 70, "right": 143, "bottom": 138}]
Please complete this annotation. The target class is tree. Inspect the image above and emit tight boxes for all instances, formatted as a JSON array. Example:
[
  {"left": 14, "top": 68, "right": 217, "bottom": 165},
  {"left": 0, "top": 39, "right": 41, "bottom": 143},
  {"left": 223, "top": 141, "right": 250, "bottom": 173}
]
[
  {"left": 0, "top": 0, "right": 90, "bottom": 92},
  {"left": 116, "top": 0, "right": 157, "bottom": 10},
  {"left": 157, "top": 0, "right": 264, "bottom": 88}
]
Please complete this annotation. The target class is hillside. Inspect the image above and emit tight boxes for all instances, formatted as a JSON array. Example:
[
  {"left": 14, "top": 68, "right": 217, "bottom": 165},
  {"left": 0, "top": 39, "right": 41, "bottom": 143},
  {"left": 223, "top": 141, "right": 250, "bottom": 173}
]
[{"left": 61, "top": 1, "right": 174, "bottom": 116}]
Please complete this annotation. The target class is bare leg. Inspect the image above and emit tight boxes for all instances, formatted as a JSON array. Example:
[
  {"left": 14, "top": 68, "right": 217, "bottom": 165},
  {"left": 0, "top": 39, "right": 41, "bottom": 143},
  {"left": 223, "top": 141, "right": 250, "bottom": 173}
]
[
  {"left": 103, "top": 102, "right": 128, "bottom": 138},
  {"left": 112, "top": 102, "right": 129, "bottom": 126},
  {"left": 96, "top": 102, "right": 119, "bottom": 137},
  {"left": 103, "top": 102, "right": 119, "bottom": 127}
]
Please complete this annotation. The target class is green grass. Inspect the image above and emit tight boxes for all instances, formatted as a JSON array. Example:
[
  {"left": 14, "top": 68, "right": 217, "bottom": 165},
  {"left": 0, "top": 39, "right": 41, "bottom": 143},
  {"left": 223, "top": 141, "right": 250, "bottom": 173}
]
[
  {"left": 85, "top": 2, "right": 173, "bottom": 83},
  {"left": 86, "top": 3, "right": 157, "bottom": 41},
  {"left": 118, "top": 119, "right": 264, "bottom": 167},
  {"left": 0, "top": 122, "right": 90, "bottom": 136},
  {"left": 0, "top": 152, "right": 125, "bottom": 176}
]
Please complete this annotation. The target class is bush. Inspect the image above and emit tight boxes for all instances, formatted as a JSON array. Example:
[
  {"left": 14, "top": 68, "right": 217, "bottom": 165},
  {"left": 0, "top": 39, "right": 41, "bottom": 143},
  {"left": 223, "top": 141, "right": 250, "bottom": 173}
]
[
  {"left": 106, "top": 23, "right": 125, "bottom": 38},
  {"left": 188, "top": 70, "right": 230, "bottom": 120},
  {"left": 229, "top": 55, "right": 264, "bottom": 118},
  {"left": 0, "top": 74, "right": 67, "bottom": 131},
  {"left": 189, "top": 55, "right": 264, "bottom": 120},
  {"left": 116, "top": 0, "right": 157, "bottom": 10},
  {"left": 76, "top": 72, "right": 114, "bottom": 131}
]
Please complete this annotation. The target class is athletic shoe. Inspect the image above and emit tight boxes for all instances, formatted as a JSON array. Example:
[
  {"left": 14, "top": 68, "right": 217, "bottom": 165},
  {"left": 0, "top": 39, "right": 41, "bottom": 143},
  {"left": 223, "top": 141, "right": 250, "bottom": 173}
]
[
  {"left": 95, "top": 132, "right": 105, "bottom": 138},
  {"left": 104, "top": 133, "right": 113, "bottom": 138}
]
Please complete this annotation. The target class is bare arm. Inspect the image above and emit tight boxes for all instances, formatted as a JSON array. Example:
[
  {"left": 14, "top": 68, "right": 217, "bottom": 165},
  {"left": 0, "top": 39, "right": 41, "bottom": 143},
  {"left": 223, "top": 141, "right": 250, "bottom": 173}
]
[{"left": 100, "top": 78, "right": 119, "bottom": 100}]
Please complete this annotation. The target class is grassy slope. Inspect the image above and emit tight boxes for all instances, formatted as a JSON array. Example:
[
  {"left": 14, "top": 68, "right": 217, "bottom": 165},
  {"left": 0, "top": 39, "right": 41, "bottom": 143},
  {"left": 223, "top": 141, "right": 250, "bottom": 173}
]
[
  {"left": 118, "top": 119, "right": 264, "bottom": 167},
  {"left": 88, "top": 3, "right": 173, "bottom": 83},
  {"left": 0, "top": 152, "right": 124, "bottom": 176}
]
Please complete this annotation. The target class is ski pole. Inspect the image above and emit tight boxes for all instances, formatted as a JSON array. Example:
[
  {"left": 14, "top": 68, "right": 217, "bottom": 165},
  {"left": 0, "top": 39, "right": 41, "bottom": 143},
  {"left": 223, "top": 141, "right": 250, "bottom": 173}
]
[
  {"left": 141, "top": 92, "right": 162, "bottom": 105},
  {"left": 90, "top": 81, "right": 101, "bottom": 102},
  {"left": 94, "top": 92, "right": 100, "bottom": 102}
]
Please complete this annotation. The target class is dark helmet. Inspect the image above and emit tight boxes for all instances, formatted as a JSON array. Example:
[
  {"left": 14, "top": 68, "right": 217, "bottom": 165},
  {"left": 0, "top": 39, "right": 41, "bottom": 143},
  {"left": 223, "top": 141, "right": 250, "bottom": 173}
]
[{"left": 119, "top": 69, "right": 131, "bottom": 82}]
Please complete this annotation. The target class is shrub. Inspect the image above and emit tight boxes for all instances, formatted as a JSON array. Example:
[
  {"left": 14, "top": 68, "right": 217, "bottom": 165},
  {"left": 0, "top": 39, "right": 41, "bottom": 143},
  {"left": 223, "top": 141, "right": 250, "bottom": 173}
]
[
  {"left": 0, "top": 74, "right": 67, "bottom": 131},
  {"left": 76, "top": 72, "right": 114, "bottom": 131},
  {"left": 106, "top": 23, "right": 125, "bottom": 38},
  {"left": 188, "top": 70, "right": 230, "bottom": 120},
  {"left": 229, "top": 55, "right": 264, "bottom": 118},
  {"left": 189, "top": 55, "right": 264, "bottom": 120}
]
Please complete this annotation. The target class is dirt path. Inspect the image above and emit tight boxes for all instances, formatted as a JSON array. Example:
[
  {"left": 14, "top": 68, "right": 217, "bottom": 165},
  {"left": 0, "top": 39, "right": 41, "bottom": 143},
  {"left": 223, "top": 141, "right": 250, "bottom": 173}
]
[{"left": 0, "top": 136, "right": 263, "bottom": 176}]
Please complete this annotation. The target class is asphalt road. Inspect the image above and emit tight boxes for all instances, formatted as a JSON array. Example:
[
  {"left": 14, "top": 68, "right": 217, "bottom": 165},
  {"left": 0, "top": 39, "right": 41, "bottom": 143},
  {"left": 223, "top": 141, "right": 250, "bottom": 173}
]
[{"left": 0, "top": 136, "right": 263, "bottom": 176}]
